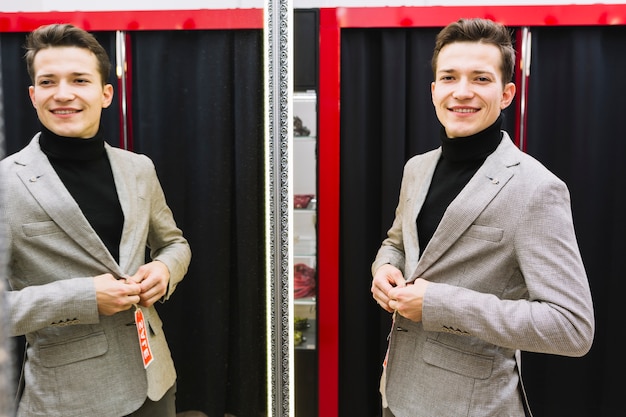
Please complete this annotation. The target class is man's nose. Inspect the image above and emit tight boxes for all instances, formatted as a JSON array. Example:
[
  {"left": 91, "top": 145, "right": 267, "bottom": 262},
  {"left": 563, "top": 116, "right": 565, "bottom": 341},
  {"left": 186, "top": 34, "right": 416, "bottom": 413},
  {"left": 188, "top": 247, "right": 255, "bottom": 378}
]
[
  {"left": 53, "top": 81, "right": 74, "bottom": 100},
  {"left": 452, "top": 79, "right": 473, "bottom": 99}
]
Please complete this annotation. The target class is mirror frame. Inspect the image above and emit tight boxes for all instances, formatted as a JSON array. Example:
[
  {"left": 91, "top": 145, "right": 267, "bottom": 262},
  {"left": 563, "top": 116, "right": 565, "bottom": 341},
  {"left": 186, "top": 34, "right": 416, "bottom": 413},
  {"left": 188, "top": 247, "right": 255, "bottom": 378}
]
[{"left": 265, "top": 0, "right": 294, "bottom": 416}]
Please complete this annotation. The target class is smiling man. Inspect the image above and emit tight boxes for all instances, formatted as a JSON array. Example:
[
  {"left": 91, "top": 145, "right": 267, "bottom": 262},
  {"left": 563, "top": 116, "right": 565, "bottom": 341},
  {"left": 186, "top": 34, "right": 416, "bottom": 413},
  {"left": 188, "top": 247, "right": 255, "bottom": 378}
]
[
  {"left": 370, "top": 18, "right": 594, "bottom": 417},
  {"left": 1, "top": 24, "right": 191, "bottom": 417}
]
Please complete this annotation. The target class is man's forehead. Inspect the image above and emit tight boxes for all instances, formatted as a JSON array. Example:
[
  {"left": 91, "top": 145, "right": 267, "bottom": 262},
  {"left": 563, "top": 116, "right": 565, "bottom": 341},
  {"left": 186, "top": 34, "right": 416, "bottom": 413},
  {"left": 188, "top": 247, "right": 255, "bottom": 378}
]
[
  {"left": 33, "top": 47, "right": 98, "bottom": 71},
  {"left": 436, "top": 42, "right": 502, "bottom": 69}
]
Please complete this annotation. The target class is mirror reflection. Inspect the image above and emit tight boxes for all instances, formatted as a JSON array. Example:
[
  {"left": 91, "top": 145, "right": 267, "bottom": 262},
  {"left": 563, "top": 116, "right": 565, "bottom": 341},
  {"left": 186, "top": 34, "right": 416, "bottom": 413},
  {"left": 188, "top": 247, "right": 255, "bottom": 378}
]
[{"left": 0, "top": 17, "right": 267, "bottom": 417}]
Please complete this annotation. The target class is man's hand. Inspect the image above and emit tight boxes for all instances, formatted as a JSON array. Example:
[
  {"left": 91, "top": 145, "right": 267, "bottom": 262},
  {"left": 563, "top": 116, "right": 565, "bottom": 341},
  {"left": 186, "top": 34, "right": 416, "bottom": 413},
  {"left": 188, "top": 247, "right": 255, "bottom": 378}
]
[
  {"left": 371, "top": 264, "right": 406, "bottom": 313},
  {"left": 94, "top": 273, "right": 142, "bottom": 316},
  {"left": 127, "top": 261, "right": 170, "bottom": 307},
  {"left": 387, "top": 278, "right": 429, "bottom": 322}
]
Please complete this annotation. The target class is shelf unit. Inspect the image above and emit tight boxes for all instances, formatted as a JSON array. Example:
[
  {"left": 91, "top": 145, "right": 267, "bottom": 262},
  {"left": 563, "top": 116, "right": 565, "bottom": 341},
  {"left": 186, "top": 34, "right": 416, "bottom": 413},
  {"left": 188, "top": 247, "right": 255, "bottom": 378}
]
[{"left": 293, "top": 90, "right": 318, "bottom": 417}]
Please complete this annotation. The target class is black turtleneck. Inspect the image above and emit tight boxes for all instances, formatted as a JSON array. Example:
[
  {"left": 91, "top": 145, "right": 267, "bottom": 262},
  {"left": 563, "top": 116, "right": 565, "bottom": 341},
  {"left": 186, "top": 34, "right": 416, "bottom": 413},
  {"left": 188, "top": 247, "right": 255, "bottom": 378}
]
[
  {"left": 416, "top": 115, "right": 503, "bottom": 253},
  {"left": 39, "top": 125, "right": 124, "bottom": 263}
]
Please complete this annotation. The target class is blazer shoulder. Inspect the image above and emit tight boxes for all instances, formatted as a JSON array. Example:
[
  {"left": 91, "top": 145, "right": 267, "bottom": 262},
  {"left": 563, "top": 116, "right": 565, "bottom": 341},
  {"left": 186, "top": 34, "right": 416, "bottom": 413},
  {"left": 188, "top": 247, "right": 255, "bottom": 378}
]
[
  {"left": 405, "top": 147, "right": 441, "bottom": 170},
  {"left": 0, "top": 134, "right": 42, "bottom": 168},
  {"left": 496, "top": 134, "right": 566, "bottom": 187},
  {"left": 105, "top": 144, "right": 155, "bottom": 169}
]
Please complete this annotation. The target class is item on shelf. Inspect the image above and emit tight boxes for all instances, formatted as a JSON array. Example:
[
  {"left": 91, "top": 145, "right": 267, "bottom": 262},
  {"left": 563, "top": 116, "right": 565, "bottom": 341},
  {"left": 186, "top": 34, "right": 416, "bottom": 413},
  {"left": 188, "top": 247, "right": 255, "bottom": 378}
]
[
  {"left": 293, "top": 116, "right": 311, "bottom": 136},
  {"left": 294, "top": 330, "right": 305, "bottom": 346},
  {"left": 294, "top": 263, "right": 316, "bottom": 298},
  {"left": 294, "top": 194, "right": 315, "bottom": 209},
  {"left": 294, "top": 316, "right": 309, "bottom": 331}
]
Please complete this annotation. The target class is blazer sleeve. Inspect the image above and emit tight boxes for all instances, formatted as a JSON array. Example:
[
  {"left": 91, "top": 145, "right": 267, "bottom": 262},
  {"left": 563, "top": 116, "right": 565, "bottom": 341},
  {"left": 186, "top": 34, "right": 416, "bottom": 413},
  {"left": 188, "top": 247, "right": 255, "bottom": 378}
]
[
  {"left": 422, "top": 174, "right": 595, "bottom": 357},
  {"left": 5, "top": 277, "right": 100, "bottom": 337}
]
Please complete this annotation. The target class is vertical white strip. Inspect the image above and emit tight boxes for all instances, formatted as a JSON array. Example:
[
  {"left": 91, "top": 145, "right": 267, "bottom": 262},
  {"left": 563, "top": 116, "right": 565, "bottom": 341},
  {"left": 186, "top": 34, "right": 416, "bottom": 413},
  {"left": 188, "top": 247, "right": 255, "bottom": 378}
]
[
  {"left": 518, "top": 27, "right": 532, "bottom": 151},
  {"left": 116, "top": 30, "right": 129, "bottom": 149},
  {"left": 265, "top": 0, "right": 294, "bottom": 415}
]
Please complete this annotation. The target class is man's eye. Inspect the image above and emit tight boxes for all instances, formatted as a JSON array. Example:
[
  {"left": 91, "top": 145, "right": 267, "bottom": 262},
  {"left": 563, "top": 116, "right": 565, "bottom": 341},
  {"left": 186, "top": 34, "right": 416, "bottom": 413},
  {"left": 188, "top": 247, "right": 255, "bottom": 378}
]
[
  {"left": 38, "top": 80, "right": 52, "bottom": 86},
  {"left": 75, "top": 79, "right": 89, "bottom": 84}
]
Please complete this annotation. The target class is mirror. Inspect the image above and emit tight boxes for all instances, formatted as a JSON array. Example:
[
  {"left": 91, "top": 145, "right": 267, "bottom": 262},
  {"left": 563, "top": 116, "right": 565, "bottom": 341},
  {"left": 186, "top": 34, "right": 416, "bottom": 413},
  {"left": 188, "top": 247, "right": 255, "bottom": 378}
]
[{"left": 0, "top": 3, "right": 294, "bottom": 416}]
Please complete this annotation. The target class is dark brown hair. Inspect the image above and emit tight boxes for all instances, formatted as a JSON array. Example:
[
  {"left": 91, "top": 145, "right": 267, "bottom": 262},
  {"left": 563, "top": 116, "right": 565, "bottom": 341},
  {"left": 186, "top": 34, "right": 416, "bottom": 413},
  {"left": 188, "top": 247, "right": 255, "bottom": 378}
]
[
  {"left": 24, "top": 23, "right": 111, "bottom": 85},
  {"left": 431, "top": 18, "right": 516, "bottom": 85}
]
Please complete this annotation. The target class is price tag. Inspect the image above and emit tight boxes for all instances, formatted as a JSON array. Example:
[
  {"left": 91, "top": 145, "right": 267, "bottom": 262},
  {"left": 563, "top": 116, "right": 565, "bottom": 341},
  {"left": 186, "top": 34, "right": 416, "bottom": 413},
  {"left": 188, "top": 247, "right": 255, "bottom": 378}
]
[{"left": 135, "top": 306, "right": 154, "bottom": 368}]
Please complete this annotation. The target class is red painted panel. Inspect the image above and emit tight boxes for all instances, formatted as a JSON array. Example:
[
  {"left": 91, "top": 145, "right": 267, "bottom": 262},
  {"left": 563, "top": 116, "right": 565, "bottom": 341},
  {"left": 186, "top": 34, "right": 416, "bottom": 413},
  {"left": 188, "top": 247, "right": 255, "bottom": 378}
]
[
  {"left": 317, "top": 8, "right": 341, "bottom": 417},
  {"left": 0, "top": 9, "right": 263, "bottom": 32},
  {"left": 333, "top": 4, "right": 626, "bottom": 28}
]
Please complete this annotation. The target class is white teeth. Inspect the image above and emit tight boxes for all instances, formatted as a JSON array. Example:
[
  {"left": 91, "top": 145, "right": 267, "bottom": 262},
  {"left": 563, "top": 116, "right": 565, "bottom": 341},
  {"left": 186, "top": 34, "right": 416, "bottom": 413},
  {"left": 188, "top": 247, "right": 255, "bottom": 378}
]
[
  {"left": 53, "top": 110, "right": 77, "bottom": 114},
  {"left": 453, "top": 108, "right": 477, "bottom": 113}
]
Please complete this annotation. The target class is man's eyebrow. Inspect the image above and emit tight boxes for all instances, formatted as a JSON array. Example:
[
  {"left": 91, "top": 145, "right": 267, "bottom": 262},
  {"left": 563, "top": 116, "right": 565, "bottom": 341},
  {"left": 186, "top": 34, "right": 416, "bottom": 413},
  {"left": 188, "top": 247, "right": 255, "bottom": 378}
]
[
  {"left": 436, "top": 68, "right": 496, "bottom": 77},
  {"left": 37, "top": 71, "right": 94, "bottom": 78},
  {"left": 70, "top": 71, "right": 94, "bottom": 77}
]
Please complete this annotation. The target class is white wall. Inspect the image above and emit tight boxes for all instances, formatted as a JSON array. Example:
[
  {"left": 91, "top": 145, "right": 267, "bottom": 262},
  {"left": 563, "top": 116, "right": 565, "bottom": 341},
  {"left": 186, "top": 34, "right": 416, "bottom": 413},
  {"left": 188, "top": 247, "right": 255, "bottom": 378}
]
[{"left": 3, "top": 0, "right": 625, "bottom": 13}]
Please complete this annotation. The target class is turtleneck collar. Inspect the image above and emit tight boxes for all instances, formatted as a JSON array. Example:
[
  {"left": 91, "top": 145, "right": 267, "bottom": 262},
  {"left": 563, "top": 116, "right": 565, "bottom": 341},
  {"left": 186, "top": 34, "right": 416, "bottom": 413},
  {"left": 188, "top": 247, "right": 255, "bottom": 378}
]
[
  {"left": 439, "top": 114, "right": 503, "bottom": 162},
  {"left": 39, "top": 124, "right": 106, "bottom": 161}
]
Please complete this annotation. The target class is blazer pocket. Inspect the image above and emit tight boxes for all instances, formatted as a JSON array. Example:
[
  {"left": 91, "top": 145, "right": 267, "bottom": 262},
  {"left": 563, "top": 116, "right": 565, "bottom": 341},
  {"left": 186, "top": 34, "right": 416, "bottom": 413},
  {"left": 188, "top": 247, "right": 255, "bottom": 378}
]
[
  {"left": 462, "top": 224, "right": 504, "bottom": 243},
  {"left": 22, "top": 220, "right": 62, "bottom": 237},
  {"left": 423, "top": 338, "right": 494, "bottom": 379},
  {"left": 39, "top": 331, "right": 108, "bottom": 367}
]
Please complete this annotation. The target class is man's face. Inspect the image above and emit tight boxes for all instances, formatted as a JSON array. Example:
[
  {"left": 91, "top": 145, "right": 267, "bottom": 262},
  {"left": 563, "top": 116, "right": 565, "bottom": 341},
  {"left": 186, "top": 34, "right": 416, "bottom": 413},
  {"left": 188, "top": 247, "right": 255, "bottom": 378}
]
[
  {"left": 431, "top": 41, "right": 515, "bottom": 138},
  {"left": 28, "top": 46, "right": 113, "bottom": 139}
]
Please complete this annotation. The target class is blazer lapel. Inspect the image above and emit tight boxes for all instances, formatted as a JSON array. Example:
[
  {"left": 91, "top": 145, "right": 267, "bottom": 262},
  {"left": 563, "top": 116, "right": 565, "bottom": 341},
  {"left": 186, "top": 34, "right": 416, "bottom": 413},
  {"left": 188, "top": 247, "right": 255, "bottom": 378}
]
[
  {"left": 405, "top": 149, "right": 441, "bottom": 262},
  {"left": 106, "top": 146, "right": 142, "bottom": 273},
  {"left": 409, "top": 134, "right": 520, "bottom": 281},
  {"left": 15, "top": 137, "right": 123, "bottom": 275}
]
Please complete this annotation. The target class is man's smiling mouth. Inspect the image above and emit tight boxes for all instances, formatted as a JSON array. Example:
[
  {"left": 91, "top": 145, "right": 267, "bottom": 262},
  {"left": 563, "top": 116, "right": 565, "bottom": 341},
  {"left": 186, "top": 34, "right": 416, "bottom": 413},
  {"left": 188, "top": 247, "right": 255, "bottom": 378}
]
[
  {"left": 451, "top": 108, "right": 478, "bottom": 113},
  {"left": 52, "top": 109, "right": 79, "bottom": 115}
]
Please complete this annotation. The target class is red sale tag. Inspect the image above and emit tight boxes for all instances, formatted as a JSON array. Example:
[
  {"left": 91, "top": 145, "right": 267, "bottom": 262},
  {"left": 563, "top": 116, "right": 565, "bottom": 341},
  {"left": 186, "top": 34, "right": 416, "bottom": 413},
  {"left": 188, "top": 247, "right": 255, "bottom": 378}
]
[{"left": 135, "top": 307, "right": 154, "bottom": 368}]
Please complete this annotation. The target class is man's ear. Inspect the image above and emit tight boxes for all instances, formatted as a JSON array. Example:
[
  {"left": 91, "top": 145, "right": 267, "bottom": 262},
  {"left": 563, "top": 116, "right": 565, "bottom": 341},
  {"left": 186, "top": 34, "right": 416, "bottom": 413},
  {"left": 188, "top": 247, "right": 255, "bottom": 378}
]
[
  {"left": 501, "top": 82, "right": 516, "bottom": 110},
  {"left": 28, "top": 85, "right": 37, "bottom": 109},
  {"left": 102, "top": 83, "right": 114, "bottom": 109}
]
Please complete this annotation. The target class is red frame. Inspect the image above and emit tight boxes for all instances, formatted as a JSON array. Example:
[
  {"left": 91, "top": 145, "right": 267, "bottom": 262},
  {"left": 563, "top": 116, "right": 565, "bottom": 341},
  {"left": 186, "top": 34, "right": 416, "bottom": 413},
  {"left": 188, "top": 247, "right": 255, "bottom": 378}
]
[
  {"left": 0, "top": 9, "right": 263, "bottom": 32},
  {"left": 3, "top": 5, "right": 626, "bottom": 417},
  {"left": 317, "top": 5, "right": 626, "bottom": 417}
]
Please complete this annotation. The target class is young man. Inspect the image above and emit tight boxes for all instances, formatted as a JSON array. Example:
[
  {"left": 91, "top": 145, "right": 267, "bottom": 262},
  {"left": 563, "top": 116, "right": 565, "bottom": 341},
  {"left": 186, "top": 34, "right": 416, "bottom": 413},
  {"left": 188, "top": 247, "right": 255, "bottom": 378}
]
[
  {"left": 370, "top": 18, "right": 594, "bottom": 417},
  {"left": 1, "top": 24, "right": 191, "bottom": 417}
]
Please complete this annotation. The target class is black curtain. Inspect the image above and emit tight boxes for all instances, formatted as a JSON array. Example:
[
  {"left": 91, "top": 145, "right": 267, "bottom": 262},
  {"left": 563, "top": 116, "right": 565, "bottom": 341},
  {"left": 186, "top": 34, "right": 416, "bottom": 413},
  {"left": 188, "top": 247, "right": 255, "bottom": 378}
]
[
  {"left": 521, "top": 25, "right": 626, "bottom": 416},
  {"left": 129, "top": 30, "right": 266, "bottom": 417}
]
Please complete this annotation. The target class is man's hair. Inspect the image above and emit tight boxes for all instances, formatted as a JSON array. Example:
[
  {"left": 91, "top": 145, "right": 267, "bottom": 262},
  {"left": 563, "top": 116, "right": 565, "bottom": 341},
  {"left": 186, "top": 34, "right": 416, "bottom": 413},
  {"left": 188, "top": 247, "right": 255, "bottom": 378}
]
[
  {"left": 431, "top": 18, "right": 516, "bottom": 85},
  {"left": 24, "top": 23, "right": 111, "bottom": 86}
]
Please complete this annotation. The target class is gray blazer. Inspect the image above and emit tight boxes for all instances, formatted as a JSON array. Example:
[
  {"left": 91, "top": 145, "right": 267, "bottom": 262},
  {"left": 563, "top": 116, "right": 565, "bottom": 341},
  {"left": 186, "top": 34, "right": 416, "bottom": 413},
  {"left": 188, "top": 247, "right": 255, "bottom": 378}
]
[
  {"left": 372, "top": 133, "right": 594, "bottom": 417},
  {"left": 1, "top": 134, "right": 191, "bottom": 417}
]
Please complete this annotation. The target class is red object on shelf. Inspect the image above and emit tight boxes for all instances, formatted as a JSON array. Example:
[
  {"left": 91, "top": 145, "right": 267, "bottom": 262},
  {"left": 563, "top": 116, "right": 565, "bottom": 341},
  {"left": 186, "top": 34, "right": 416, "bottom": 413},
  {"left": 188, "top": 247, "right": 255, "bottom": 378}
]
[
  {"left": 294, "top": 194, "right": 315, "bottom": 209},
  {"left": 294, "top": 263, "right": 316, "bottom": 299}
]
